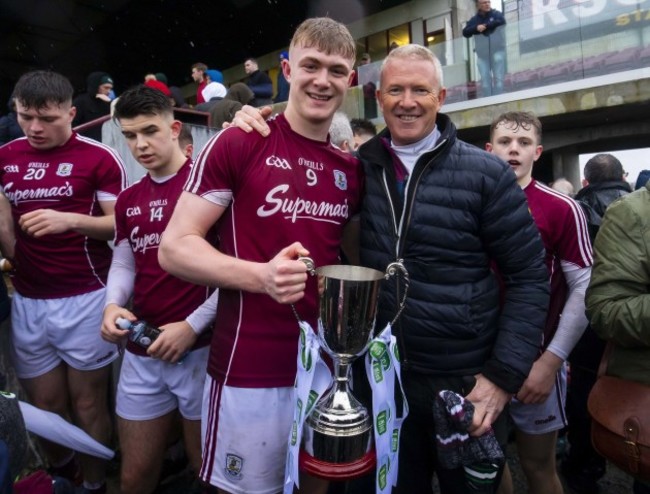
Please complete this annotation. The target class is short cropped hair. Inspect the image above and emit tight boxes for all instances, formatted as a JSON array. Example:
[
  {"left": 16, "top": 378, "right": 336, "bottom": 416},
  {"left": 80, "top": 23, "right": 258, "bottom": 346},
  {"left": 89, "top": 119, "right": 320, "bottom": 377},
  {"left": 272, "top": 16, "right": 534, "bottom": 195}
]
[
  {"left": 490, "top": 111, "right": 542, "bottom": 144},
  {"left": 192, "top": 63, "right": 207, "bottom": 73},
  {"left": 381, "top": 44, "right": 444, "bottom": 88},
  {"left": 13, "top": 70, "right": 74, "bottom": 110},
  {"left": 114, "top": 85, "right": 173, "bottom": 121},
  {"left": 290, "top": 17, "right": 356, "bottom": 64},
  {"left": 584, "top": 153, "right": 625, "bottom": 184},
  {"left": 350, "top": 118, "right": 377, "bottom": 138},
  {"left": 178, "top": 124, "right": 193, "bottom": 148}
]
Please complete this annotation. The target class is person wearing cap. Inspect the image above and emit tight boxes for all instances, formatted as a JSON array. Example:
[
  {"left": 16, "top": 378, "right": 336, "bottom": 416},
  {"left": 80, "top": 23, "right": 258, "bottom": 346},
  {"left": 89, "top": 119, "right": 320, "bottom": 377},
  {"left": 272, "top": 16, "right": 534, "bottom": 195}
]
[
  {"left": 196, "top": 70, "right": 227, "bottom": 112},
  {"left": 273, "top": 51, "right": 290, "bottom": 103},
  {"left": 144, "top": 79, "right": 172, "bottom": 97},
  {"left": 72, "top": 71, "right": 114, "bottom": 141},
  {"left": 154, "top": 73, "right": 187, "bottom": 108}
]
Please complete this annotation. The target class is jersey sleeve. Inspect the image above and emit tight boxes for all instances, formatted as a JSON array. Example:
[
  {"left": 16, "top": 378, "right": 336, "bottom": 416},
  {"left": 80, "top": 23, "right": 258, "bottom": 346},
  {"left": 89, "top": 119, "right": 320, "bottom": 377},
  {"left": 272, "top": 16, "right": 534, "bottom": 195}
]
[
  {"left": 95, "top": 148, "right": 127, "bottom": 200},
  {"left": 555, "top": 198, "right": 593, "bottom": 268},
  {"left": 113, "top": 191, "right": 129, "bottom": 245},
  {"left": 184, "top": 128, "right": 251, "bottom": 206}
]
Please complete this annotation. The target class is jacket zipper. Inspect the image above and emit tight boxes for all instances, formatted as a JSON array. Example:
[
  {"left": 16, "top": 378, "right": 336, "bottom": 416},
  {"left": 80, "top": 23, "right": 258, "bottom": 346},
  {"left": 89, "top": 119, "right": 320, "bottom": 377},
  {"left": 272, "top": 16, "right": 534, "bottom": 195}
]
[{"left": 381, "top": 138, "right": 448, "bottom": 370}]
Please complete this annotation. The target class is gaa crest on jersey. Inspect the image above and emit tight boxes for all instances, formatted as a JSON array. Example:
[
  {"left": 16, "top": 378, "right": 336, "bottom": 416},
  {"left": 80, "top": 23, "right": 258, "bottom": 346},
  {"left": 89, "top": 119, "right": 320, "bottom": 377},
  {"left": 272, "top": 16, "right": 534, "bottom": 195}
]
[
  {"left": 333, "top": 170, "right": 347, "bottom": 191},
  {"left": 56, "top": 163, "right": 73, "bottom": 177},
  {"left": 225, "top": 453, "right": 243, "bottom": 480}
]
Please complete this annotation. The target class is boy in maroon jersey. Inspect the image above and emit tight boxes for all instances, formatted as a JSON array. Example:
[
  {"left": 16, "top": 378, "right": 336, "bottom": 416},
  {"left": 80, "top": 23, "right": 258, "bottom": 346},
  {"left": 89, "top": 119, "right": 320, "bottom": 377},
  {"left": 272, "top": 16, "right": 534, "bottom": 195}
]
[
  {"left": 486, "top": 111, "right": 592, "bottom": 494},
  {"left": 101, "top": 85, "right": 216, "bottom": 494},
  {"left": 0, "top": 70, "right": 127, "bottom": 494},
  {"left": 159, "top": 17, "right": 362, "bottom": 494}
]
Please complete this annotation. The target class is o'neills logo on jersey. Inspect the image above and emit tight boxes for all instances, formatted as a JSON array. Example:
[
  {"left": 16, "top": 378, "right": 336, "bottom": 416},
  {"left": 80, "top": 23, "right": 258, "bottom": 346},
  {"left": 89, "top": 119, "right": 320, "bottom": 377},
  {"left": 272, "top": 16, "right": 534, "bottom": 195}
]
[
  {"left": 298, "top": 157, "right": 324, "bottom": 171},
  {"left": 130, "top": 225, "right": 162, "bottom": 254},
  {"left": 3, "top": 181, "right": 73, "bottom": 205},
  {"left": 257, "top": 184, "right": 349, "bottom": 224}
]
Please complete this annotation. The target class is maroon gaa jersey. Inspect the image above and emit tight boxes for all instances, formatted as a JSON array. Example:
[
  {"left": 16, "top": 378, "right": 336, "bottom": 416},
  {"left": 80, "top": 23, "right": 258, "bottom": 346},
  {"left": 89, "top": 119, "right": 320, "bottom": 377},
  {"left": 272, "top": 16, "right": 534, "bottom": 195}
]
[
  {"left": 186, "top": 113, "right": 364, "bottom": 387},
  {"left": 0, "top": 133, "right": 126, "bottom": 298},
  {"left": 524, "top": 179, "right": 592, "bottom": 347},
  {"left": 114, "top": 160, "right": 212, "bottom": 356}
]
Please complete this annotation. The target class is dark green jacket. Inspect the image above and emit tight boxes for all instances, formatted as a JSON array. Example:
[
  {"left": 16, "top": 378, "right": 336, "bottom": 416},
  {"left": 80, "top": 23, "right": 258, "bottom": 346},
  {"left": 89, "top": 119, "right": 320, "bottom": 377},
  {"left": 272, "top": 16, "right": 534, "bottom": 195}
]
[{"left": 586, "top": 182, "right": 650, "bottom": 385}]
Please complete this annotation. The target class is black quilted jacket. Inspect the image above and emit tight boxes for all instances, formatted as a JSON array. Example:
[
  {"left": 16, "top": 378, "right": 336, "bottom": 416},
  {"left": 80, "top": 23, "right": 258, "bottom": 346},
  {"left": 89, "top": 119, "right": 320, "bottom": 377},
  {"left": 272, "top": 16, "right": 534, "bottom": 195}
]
[{"left": 358, "top": 114, "right": 549, "bottom": 394}]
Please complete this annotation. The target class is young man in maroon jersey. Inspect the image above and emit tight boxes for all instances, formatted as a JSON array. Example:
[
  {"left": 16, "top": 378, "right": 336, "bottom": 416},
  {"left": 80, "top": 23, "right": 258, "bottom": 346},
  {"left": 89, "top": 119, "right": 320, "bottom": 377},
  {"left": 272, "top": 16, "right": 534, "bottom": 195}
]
[
  {"left": 100, "top": 85, "right": 216, "bottom": 494},
  {"left": 159, "top": 17, "right": 362, "bottom": 494},
  {"left": 486, "top": 111, "right": 592, "bottom": 494},
  {"left": 0, "top": 70, "right": 127, "bottom": 494}
]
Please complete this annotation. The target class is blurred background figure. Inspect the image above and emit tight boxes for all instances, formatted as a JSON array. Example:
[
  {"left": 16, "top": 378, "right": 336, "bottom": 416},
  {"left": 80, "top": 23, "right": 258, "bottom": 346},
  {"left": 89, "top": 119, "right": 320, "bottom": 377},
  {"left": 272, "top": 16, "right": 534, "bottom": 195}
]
[
  {"left": 350, "top": 118, "right": 377, "bottom": 150},
  {"left": 273, "top": 51, "right": 290, "bottom": 104},
  {"left": 72, "top": 71, "right": 114, "bottom": 141},
  {"left": 550, "top": 177, "right": 575, "bottom": 197},
  {"left": 329, "top": 111, "right": 354, "bottom": 153},
  {"left": 208, "top": 82, "right": 254, "bottom": 129},
  {"left": 0, "top": 94, "right": 23, "bottom": 145},
  {"left": 244, "top": 57, "right": 273, "bottom": 107},
  {"left": 195, "top": 70, "right": 227, "bottom": 112},
  {"left": 190, "top": 63, "right": 208, "bottom": 105},
  {"left": 155, "top": 73, "right": 187, "bottom": 108}
]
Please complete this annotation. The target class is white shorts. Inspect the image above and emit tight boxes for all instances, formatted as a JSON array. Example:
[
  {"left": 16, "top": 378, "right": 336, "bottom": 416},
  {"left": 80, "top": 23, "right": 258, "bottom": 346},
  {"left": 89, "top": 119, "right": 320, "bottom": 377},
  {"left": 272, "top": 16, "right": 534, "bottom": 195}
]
[
  {"left": 116, "top": 346, "right": 209, "bottom": 421},
  {"left": 200, "top": 376, "right": 293, "bottom": 494},
  {"left": 509, "top": 363, "right": 568, "bottom": 435},
  {"left": 10, "top": 289, "right": 118, "bottom": 379}
]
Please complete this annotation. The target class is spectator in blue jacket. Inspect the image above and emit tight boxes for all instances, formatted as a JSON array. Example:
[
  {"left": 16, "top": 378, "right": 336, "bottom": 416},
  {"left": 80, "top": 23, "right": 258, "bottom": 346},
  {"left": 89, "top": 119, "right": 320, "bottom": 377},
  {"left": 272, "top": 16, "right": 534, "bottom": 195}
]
[
  {"left": 463, "top": 0, "right": 507, "bottom": 96},
  {"left": 273, "top": 51, "right": 290, "bottom": 104}
]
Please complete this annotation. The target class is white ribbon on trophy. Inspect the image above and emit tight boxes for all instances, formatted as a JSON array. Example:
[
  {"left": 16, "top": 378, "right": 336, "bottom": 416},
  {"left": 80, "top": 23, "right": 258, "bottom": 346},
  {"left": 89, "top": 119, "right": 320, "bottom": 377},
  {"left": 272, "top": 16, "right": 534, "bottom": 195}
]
[
  {"left": 284, "top": 320, "right": 332, "bottom": 494},
  {"left": 285, "top": 320, "right": 409, "bottom": 494},
  {"left": 365, "top": 323, "right": 409, "bottom": 493}
]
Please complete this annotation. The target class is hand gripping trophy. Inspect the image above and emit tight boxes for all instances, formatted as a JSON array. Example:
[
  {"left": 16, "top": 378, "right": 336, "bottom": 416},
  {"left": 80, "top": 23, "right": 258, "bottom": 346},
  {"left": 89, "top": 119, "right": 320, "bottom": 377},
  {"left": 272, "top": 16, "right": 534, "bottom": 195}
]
[{"left": 284, "top": 259, "right": 409, "bottom": 494}]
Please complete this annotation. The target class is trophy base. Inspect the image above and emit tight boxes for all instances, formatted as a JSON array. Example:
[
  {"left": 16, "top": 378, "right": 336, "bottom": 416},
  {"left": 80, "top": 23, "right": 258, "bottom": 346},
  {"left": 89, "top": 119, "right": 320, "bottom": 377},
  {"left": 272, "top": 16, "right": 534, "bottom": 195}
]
[{"left": 299, "top": 447, "right": 376, "bottom": 480}]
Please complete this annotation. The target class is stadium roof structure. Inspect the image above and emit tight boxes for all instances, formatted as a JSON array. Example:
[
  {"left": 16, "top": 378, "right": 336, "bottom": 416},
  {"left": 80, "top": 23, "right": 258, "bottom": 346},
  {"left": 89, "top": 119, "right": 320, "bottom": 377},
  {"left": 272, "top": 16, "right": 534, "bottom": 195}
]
[{"left": 0, "top": 0, "right": 410, "bottom": 98}]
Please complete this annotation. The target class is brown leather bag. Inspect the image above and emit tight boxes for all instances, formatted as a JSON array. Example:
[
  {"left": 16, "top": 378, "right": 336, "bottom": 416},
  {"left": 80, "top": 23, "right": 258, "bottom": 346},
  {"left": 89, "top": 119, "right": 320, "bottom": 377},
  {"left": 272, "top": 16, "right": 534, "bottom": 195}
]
[{"left": 588, "top": 343, "right": 650, "bottom": 480}]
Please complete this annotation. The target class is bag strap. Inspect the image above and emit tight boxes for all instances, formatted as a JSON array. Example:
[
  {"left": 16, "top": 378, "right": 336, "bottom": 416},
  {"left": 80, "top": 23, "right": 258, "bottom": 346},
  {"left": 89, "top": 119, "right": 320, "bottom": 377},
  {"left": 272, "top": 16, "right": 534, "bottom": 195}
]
[{"left": 597, "top": 341, "right": 614, "bottom": 377}]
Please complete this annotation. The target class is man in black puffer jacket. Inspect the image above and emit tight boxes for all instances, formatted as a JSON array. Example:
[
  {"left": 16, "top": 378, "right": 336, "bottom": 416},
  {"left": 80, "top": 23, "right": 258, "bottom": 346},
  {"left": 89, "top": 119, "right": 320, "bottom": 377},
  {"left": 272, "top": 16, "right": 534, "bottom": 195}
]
[{"left": 354, "top": 44, "right": 549, "bottom": 494}]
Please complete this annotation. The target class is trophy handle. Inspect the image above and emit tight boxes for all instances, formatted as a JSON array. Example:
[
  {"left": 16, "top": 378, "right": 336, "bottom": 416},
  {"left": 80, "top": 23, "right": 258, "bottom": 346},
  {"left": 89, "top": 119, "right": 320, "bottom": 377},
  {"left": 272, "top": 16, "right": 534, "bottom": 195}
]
[
  {"left": 385, "top": 260, "right": 409, "bottom": 326},
  {"left": 299, "top": 256, "right": 316, "bottom": 276}
]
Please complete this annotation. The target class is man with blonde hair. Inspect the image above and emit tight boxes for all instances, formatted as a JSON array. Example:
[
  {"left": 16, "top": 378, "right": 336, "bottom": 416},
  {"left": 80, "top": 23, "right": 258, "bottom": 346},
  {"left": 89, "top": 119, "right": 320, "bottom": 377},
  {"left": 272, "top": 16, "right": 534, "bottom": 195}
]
[{"left": 159, "top": 17, "right": 362, "bottom": 494}]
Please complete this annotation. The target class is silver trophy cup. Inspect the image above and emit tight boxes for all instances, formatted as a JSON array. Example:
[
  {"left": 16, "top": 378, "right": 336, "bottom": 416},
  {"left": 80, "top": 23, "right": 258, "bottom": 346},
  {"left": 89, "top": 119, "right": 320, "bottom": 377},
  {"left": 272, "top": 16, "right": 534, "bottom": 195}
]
[{"left": 300, "top": 261, "right": 408, "bottom": 479}]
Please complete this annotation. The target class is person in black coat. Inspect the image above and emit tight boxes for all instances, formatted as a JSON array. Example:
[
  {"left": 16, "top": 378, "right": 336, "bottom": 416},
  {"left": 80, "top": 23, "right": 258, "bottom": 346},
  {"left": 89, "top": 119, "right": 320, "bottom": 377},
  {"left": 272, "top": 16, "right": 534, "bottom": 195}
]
[
  {"left": 244, "top": 58, "right": 273, "bottom": 107},
  {"left": 72, "top": 71, "right": 114, "bottom": 141},
  {"left": 0, "top": 96, "right": 23, "bottom": 145}
]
